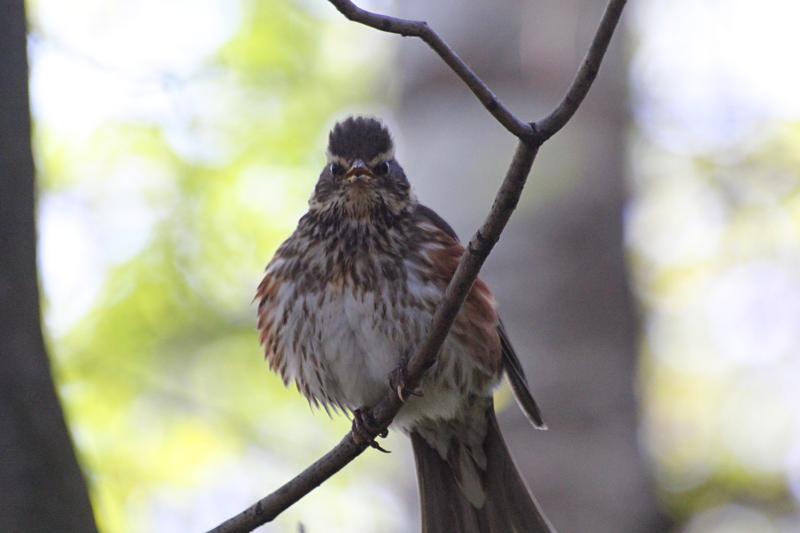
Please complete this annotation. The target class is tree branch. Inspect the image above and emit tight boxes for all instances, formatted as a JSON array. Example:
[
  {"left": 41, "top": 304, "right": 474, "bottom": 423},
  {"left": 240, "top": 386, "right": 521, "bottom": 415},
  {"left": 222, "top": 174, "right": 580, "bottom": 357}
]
[
  {"left": 534, "top": 0, "right": 627, "bottom": 141},
  {"left": 208, "top": 1, "right": 625, "bottom": 531},
  {"left": 327, "top": 0, "right": 535, "bottom": 142}
]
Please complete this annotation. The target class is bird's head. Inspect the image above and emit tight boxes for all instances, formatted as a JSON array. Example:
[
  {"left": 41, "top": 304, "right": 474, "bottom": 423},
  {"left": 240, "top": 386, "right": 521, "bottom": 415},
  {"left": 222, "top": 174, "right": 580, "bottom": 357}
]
[{"left": 309, "top": 116, "right": 414, "bottom": 219}]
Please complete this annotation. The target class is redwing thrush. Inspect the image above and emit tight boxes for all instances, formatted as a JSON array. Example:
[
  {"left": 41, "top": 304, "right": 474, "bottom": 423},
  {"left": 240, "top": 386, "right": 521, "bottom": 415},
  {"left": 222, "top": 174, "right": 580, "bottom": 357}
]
[{"left": 257, "top": 117, "right": 553, "bottom": 532}]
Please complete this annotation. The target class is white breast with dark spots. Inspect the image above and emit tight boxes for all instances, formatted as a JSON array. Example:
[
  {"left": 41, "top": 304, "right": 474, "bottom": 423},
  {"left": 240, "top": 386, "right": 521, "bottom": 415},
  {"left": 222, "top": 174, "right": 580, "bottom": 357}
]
[
  {"left": 275, "top": 260, "right": 471, "bottom": 428},
  {"left": 263, "top": 215, "right": 499, "bottom": 429},
  {"left": 312, "top": 283, "right": 408, "bottom": 409}
]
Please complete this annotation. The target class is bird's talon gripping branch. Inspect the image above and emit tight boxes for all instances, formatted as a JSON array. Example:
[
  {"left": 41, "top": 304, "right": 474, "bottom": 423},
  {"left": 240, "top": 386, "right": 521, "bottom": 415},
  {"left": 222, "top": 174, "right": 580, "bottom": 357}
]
[
  {"left": 352, "top": 407, "right": 390, "bottom": 453},
  {"left": 389, "top": 366, "right": 423, "bottom": 403},
  {"left": 370, "top": 441, "right": 391, "bottom": 454}
]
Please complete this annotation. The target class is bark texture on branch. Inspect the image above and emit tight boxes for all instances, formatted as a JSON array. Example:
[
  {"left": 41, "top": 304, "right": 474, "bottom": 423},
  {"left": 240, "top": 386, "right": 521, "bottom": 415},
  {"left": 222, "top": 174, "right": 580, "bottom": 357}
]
[{"left": 209, "top": 1, "right": 627, "bottom": 531}]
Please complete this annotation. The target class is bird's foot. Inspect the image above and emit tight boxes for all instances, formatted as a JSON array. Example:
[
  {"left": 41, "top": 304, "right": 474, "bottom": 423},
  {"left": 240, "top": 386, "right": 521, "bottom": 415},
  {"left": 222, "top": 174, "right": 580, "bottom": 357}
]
[
  {"left": 389, "top": 365, "right": 423, "bottom": 403},
  {"left": 352, "top": 407, "right": 390, "bottom": 453}
]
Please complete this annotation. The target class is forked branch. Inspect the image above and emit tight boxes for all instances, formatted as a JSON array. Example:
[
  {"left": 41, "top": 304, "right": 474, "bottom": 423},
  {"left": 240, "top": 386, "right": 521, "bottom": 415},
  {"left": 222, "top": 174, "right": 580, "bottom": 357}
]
[{"left": 208, "top": 1, "right": 626, "bottom": 531}]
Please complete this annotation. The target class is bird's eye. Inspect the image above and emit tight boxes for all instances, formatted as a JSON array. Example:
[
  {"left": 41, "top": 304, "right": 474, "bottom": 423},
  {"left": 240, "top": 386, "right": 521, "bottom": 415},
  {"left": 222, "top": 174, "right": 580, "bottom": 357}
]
[
  {"left": 374, "top": 161, "right": 390, "bottom": 176},
  {"left": 329, "top": 163, "right": 345, "bottom": 177}
]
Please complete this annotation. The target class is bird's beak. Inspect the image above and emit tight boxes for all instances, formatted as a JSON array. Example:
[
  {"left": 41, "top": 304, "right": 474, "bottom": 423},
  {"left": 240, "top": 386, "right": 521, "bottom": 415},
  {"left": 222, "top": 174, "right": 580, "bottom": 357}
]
[{"left": 345, "top": 160, "right": 374, "bottom": 183}]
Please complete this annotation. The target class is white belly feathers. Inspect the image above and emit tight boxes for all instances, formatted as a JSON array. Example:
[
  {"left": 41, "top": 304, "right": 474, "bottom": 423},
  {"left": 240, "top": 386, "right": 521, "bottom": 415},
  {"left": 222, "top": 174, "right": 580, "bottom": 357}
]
[{"left": 275, "top": 270, "right": 465, "bottom": 429}]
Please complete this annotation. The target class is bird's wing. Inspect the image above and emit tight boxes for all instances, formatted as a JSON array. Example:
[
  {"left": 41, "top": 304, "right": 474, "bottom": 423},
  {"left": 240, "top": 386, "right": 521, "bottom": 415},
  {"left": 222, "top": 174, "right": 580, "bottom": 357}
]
[
  {"left": 415, "top": 203, "right": 459, "bottom": 240},
  {"left": 414, "top": 204, "right": 546, "bottom": 429},
  {"left": 498, "top": 319, "right": 546, "bottom": 428}
]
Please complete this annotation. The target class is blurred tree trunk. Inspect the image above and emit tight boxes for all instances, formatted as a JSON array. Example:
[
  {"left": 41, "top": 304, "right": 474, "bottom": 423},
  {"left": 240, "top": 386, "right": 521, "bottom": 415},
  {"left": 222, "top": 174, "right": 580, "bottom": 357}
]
[
  {"left": 0, "top": 1, "right": 98, "bottom": 531},
  {"left": 394, "top": 1, "right": 670, "bottom": 531}
]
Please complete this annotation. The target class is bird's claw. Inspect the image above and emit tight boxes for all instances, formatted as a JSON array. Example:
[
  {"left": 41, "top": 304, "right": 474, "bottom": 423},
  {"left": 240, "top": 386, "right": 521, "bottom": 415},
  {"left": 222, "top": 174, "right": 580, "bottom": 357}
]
[
  {"left": 369, "top": 440, "right": 391, "bottom": 454},
  {"left": 352, "top": 408, "right": 390, "bottom": 453},
  {"left": 389, "top": 366, "right": 423, "bottom": 403}
]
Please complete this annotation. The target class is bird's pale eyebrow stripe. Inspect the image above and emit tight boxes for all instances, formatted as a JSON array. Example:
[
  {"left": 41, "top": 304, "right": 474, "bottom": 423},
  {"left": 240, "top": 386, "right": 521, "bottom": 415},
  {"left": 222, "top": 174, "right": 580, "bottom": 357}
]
[
  {"left": 325, "top": 152, "right": 349, "bottom": 166},
  {"left": 325, "top": 149, "right": 395, "bottom": 167},
  {"left": 367, "top": 149, "right": 394, "bottom": 167}
]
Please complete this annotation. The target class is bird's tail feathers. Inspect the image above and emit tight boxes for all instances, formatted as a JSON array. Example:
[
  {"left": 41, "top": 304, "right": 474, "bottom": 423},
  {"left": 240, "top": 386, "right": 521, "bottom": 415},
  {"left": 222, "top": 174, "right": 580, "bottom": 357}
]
[{"left": 410, "top": 409, "right": 554, "bottom": 533}]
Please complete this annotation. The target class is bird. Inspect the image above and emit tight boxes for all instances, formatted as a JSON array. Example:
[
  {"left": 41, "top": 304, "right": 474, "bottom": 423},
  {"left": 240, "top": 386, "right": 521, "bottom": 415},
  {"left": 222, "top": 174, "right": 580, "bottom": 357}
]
[{"left": 256, "top": 116, "right": 553, "bottom": 532}]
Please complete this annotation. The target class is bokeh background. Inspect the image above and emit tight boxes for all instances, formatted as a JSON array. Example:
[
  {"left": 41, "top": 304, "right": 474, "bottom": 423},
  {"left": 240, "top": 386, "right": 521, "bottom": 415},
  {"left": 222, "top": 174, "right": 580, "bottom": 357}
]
[{"left": 22, "top": 0, "right": 800, "bottom": 531}]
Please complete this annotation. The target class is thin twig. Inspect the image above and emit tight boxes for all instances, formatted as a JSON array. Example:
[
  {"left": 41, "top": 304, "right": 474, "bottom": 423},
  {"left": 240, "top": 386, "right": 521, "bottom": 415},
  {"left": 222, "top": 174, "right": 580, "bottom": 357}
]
[
  {"left": 208, "top": 1, "right": 626, "bottom": 531},
  {"left": 534, "top": 0, "right": 627, "bottom": 140},
  {"left": 327, "top": 0, "right": 535, "bottom": 142}
]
